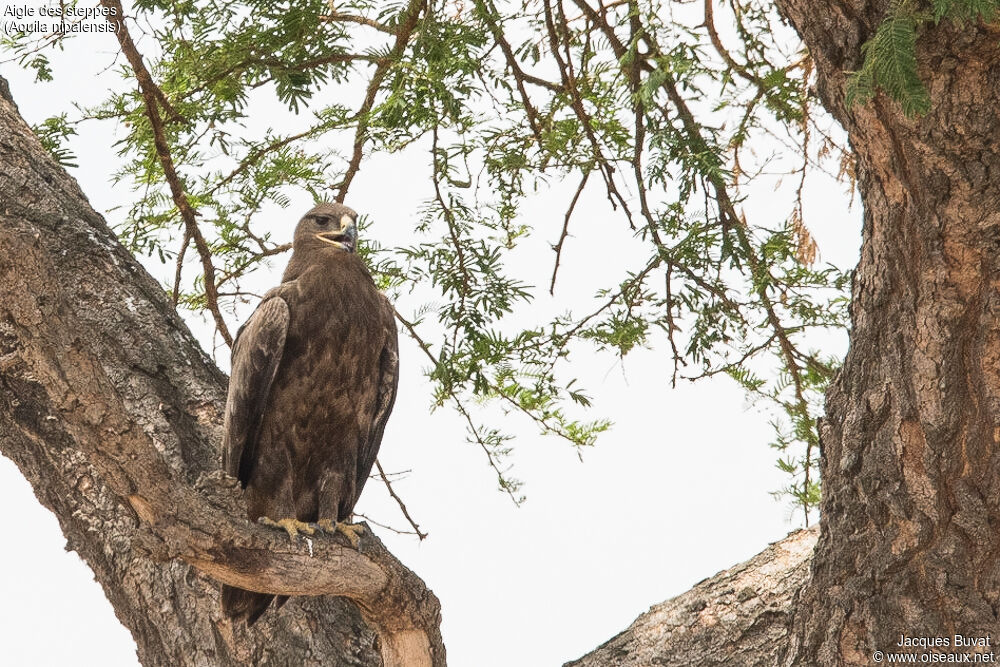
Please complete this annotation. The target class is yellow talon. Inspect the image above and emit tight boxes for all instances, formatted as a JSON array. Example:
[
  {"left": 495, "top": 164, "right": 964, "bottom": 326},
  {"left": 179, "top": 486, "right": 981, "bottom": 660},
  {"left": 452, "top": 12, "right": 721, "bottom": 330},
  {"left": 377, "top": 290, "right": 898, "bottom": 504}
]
[
  {"left": 316, "top": 519, "right": 364, "bottom": 548},
  {"left": 259, "top": 517, "right": 316, "bottom": 540}
]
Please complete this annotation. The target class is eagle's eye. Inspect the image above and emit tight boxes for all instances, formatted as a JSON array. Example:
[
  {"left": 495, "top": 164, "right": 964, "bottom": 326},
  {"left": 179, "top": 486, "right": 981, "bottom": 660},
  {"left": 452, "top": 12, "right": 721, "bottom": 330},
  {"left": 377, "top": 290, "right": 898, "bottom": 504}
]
[{"left": 315, "top": 216, "right": 331, "bottom": 227}]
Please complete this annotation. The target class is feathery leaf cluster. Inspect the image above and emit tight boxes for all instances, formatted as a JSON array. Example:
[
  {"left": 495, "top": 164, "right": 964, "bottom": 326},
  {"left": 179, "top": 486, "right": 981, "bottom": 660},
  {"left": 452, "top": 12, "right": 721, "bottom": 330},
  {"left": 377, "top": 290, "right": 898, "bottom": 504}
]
[{"left": 847, "top": 0, "right": 999, "bottom": 117}]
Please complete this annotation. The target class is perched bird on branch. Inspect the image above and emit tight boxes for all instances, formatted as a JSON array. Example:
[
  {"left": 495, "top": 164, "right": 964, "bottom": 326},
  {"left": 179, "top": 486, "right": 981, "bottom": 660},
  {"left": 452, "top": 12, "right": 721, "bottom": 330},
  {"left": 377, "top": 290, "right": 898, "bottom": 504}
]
[{"left": 220, "top": 202, "right": 399, "bottom": 625}]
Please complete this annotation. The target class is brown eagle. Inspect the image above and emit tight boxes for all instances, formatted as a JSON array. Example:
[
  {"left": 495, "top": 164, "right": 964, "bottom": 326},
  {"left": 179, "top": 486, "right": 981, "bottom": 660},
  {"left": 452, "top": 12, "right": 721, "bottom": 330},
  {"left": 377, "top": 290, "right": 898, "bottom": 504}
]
[{"left": 220, "top": 202, "right": 399, "bottom": 625}]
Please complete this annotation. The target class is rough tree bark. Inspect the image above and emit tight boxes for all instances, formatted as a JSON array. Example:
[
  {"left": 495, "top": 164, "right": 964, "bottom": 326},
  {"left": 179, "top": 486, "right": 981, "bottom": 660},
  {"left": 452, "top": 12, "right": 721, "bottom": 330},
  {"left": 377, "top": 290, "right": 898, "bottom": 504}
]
[
  {"left": 566, "top": 528, "right": 819, "bottom": 667},
  {"left": 0, "top": 79, "right": 443, "bottom": 667},
  {"left": 775, "top": 4, "right": 1000, "bottom": 664}
]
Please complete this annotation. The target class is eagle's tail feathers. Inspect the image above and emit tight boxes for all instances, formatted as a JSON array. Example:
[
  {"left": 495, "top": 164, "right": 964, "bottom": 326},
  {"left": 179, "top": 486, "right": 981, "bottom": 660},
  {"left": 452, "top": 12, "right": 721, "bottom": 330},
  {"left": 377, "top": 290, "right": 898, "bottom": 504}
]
[{"left": 221, "top": 584, "right": 274, "bottom": 626}]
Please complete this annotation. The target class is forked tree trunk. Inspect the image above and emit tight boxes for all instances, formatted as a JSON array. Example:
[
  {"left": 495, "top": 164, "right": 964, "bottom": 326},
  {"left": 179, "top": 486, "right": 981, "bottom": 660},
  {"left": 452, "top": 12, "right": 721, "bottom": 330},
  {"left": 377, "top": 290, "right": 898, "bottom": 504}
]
[
  {"left": 0, "top": 78, "right": 442, "bottom": 667},
  {"left": 771, "top": 2, "right": 1000, "bottom": 663}
]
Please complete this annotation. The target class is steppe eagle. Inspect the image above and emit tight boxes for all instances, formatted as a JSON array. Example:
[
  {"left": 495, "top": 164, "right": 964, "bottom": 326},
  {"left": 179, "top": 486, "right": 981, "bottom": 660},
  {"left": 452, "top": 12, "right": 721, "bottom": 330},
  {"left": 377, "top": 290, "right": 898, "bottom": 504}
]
[{"left": 220, "top": 202, "right": 399, "bottom": 625}]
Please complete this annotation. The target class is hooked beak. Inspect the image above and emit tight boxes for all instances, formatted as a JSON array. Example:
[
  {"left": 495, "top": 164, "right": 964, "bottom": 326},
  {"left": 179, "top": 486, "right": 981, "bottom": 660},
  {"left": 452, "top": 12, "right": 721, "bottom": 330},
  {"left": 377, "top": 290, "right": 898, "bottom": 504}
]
[{"left": 315, "top": 215, "right": 357, "bottom": 253}]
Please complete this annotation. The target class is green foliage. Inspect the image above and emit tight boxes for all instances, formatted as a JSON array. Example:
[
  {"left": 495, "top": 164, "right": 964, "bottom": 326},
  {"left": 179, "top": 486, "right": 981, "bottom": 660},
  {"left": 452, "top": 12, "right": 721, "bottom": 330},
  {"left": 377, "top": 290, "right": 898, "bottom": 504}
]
[
  {"left": 932, "top": 0, "right": 999, "bottom": 22},
  {"left": 846, "top": 0, "right": 999, "bottom": 116},
  {"left": 6, "top": 0, "right": 861, "bottom": 521},
  {"left": 1, "top": 30, "right": 54, "bottom": 82},
  {"left": 846, "top": 1, "right": 929, "bottom": 116},
  {"left": 32, "top": 114, "right": 78, "bottom": 167}
]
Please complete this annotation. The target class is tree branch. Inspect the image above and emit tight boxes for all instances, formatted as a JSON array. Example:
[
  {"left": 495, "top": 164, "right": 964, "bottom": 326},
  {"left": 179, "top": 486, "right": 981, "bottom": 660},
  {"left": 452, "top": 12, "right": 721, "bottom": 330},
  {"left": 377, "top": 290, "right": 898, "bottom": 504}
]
[
  {"left": 102, "top": 0, "right": 233, "bottom": 346},
  {"left": 335, "top": 0, "right": 427, "bottom": 202},
  {"left": 567, "top": 527, "right": 818, "bottom": 666}
]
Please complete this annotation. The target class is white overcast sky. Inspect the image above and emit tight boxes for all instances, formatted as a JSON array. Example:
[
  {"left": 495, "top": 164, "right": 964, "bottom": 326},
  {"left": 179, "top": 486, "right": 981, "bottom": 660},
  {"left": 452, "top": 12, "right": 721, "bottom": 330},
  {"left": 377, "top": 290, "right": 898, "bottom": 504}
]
[{"left": 0, "top": 6, "right": 861, "bottom": 666}]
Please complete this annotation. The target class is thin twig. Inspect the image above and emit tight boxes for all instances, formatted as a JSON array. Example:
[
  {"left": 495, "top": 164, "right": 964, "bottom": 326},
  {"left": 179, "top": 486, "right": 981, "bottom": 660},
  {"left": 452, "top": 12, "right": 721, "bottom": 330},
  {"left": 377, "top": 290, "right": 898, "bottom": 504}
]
[
  {"left": 172, "top": 228, "right": 191, "bottom": 307},
  {"left": 320, "top": 12, "right": 399, "bottom": 35},
  {"left": 792, "top": 56, "right": 817, "bottom": 266},
  {"left": 477, "top": 0, "right": 562, "bottom": 152},
  {"left": 182, "top": 53, "right": 375, "bottom": 102},
  {"left": 550, "top": 170, "right": 589, "bottom": 294},
  {"left": 375, "top": 460, "right": 427, "bottom": 540},
  {"left": 354, "top": 513, "right": 425, "bottom": 537},
  {"left": 208, "top": 128, "right": 319, "bottom": 197},
  {"left": 703, "top": 0, "right": 755, "bottom": 83}
]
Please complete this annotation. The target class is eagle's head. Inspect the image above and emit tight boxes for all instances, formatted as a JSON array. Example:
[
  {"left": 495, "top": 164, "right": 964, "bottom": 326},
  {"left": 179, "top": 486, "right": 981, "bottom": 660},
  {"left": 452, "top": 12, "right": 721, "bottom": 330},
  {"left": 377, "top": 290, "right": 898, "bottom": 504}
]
[{"left": 295, "top": 202, "right": 358, "bottom": 253}]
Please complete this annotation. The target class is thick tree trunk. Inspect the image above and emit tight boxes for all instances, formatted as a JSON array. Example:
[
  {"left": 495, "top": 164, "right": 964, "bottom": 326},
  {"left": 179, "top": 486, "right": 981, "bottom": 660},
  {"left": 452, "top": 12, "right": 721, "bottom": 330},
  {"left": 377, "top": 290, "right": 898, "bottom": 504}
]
[
  {"left": 0, "top": 80, "right": 443, "bottom": 667},
  {"left": 774, "top": 3, "right": 1000, "bottom": 664}
]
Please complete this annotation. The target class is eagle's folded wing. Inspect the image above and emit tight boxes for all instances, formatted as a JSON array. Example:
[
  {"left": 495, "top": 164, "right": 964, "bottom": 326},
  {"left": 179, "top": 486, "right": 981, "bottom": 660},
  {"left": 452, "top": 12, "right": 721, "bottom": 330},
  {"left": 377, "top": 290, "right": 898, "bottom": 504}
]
[
  {"left": 222, "top": 295, "right": 290, "bottom": 484},
  {"left": 355, "top": 298, "right": 399, "bottom": 499}
]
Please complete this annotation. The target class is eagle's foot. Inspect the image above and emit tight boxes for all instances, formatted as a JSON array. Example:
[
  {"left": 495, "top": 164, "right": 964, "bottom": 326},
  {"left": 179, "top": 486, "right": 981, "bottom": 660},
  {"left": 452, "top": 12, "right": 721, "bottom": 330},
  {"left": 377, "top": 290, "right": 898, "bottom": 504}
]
[
  {"left": 317, "top": 519, "right": 364, "bottom": 548},
  {"left": 258, "top": 517, "right": 316, "bottom": 540}
]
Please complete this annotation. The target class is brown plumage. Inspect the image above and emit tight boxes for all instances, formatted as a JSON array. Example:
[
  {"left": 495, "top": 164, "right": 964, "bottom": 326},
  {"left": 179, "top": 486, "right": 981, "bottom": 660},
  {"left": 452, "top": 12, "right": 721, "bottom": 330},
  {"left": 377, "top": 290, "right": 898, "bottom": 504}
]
[{"left": 220, "top": 202, "right": 399, "bottom": 625}]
